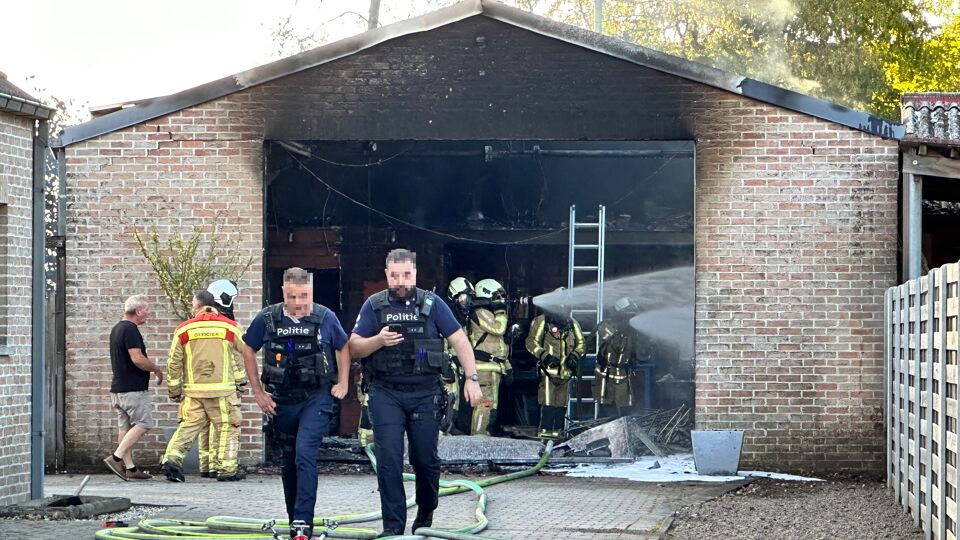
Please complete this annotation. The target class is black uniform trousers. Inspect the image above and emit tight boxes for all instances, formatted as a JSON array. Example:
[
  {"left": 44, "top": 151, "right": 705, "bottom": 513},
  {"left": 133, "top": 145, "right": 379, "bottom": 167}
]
[
  {"left": 368, "top": 382, "right": 442, "bottom": 533},
  {"left": 271, "top": 388, "right": 333, "bottom": 528}
]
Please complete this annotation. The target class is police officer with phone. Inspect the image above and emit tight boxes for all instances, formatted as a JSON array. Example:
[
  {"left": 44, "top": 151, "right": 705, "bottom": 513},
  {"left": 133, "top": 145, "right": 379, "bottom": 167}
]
[{"left": 350, "top": 249, "right": 482, "bottom": 537}]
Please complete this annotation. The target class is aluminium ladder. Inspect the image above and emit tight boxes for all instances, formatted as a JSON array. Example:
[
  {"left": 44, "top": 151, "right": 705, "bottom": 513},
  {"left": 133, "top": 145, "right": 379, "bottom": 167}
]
[{"left": 565, "top": 204, "right": 606, "bottom": 426}]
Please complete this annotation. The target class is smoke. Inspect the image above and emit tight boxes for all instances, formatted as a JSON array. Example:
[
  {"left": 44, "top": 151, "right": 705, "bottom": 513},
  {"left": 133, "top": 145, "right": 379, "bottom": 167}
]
[
  {"left": 532, "top": 266, "right": 694, "bottom": 318},
  {"left": 629, "top": 304, "right": 694, "bottom": 358},
  {"left": 531, "top": 266, "right": 695, "bottom": 375},
  {"left": 653, "top": 0, "right": 820, "bottom": 98}
]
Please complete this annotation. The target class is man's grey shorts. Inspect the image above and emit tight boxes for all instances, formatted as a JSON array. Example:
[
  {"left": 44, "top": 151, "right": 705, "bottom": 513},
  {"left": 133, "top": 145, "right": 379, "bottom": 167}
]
[{"left": 110, "top": 391, "right": 155, "bottom": 430}]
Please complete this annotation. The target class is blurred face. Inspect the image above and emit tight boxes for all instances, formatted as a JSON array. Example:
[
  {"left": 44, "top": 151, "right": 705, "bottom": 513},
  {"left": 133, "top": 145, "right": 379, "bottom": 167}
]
[
  {"left": 385, "top": 260, "right": 417, "bottom": 300},
  {"left": 282, "top": 282, "right": 313, "bottom": 318}
]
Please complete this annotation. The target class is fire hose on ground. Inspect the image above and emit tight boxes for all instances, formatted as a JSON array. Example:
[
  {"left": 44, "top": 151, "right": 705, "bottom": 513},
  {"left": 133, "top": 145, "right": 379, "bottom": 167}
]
[{"left": 93, "top": 441, "right": 554, "bottom": 540}]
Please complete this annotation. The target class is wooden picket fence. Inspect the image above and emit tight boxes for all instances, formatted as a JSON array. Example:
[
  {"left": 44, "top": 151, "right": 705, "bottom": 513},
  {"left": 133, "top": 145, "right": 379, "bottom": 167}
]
[{"left": 887, "top": 261, "right": 959, "bottom": 540}]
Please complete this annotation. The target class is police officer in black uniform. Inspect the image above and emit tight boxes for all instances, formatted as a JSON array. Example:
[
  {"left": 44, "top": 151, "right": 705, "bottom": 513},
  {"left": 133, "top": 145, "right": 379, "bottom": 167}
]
[
  {"left": 242, "top": 267, "right": 351, "bottom": 539},
  {"left": 350, "top": 249, "right": 482, "bottom": 537}
]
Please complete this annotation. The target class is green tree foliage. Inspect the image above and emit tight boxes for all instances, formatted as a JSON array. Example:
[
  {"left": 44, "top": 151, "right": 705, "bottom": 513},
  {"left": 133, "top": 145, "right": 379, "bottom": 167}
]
[
  {"left": 879, "top": 3, "right": 960, "bottom": 111},
  {"left": 134, "top": 218, "right": 254, "bottom": 320},
  {"left": 537, "top": 0, "right": 959, "bottom": 120}
]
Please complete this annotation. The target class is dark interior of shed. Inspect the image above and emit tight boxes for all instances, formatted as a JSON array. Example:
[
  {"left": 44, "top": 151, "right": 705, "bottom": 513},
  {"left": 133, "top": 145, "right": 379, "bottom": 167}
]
[
  {"left": 263, "top": 139, "right": 695, "bottom": 439},
  {"left": 922, "top": 165, "right": 960, "bottom": 271}
]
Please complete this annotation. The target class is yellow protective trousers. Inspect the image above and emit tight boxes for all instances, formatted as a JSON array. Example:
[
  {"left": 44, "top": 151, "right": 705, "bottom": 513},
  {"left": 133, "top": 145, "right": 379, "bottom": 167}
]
[
  {"left": 162, "top": 394, "right": 242, "bottom": 475},
  {"left": 471, "top": 360, "right": 508, "bottom": 436},
  {"left": 358, "top": 392, "right": 375, "bottom": 447},
  {"left": 198, "top": 421, "right": 219, "bottom": 474}
]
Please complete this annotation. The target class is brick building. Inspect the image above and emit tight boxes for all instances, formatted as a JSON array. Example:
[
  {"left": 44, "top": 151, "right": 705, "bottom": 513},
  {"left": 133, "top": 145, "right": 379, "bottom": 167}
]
[
  {"left": 56, "top": 0, "right": 903, "bottom": 473},
  {"left": 0, "top": 71, "right": 52, "bottom": 504}
]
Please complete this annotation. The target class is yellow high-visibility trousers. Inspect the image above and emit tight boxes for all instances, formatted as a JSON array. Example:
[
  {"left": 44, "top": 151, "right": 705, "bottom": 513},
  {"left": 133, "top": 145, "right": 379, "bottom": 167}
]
[
  {"left": 162, "top": 394, "right": 242, "bottom": 475},
  {"left": 198, "top": 421, "right": 219, "bottom": 474}
]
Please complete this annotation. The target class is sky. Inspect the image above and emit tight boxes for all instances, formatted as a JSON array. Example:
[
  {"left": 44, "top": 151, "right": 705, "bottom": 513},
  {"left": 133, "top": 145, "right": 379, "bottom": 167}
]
[{"left": 0, "top": 0, "right": 449, "bottom": 114}]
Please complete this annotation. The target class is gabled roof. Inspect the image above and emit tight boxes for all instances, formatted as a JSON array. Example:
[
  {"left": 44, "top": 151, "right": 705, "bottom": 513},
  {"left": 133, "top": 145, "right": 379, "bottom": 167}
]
[
  {"left": 0, "top": 71, "right": 54, "bottom": 120},
  {"left": 57, "top": 0, "right": 903, "bottom": 147}
]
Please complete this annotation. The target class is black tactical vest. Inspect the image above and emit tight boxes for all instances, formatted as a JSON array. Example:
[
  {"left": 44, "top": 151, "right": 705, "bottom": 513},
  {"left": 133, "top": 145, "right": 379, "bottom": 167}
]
[
  {"left": 259, "top": 303, "right": 336, "bottom": 402},
  {"left": 366, "top": 289, "right": 445, "bottom": 380}
]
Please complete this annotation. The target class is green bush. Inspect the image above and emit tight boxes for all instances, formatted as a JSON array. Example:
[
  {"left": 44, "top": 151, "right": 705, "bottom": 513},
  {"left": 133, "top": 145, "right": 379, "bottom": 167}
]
[{"left": 134, "top": 218, "right": 254, "bottom": 320}]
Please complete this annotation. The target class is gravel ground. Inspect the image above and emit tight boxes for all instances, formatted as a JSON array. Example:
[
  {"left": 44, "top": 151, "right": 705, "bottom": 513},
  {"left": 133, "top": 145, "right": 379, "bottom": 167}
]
[
  {"left": 0, "top": 504, "right": 167, "bottom": 524},
  {"left": 664, "top": 476, "right": 923, "bottom": 540}
]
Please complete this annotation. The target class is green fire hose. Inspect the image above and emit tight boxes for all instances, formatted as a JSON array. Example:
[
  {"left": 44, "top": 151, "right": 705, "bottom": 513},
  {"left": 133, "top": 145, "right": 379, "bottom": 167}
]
[{"left": 93, "top": 441, "right": 553, "bottom": 540}]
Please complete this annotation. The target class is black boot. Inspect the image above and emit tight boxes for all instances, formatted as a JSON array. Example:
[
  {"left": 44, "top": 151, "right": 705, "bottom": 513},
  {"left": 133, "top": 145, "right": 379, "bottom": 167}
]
[
  {"left": 217, "top": 470, "right": 246, "bottom": 482},
  {"left": 412, "top": 509, "right": 433, "bottom": 532},
  {"left": 162, "top": 462, "right": 185, "bottom": 483},
  {"left": 377, "top": 529, "right": 404, "bottom": 538}
]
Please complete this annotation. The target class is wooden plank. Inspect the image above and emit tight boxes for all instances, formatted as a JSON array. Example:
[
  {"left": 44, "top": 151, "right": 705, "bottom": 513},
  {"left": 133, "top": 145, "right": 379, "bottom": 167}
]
[
  {"left": 947, "top": 491, "right": 957, "bottom": 540},
  {"left": 949, "top": 265, "right": 960, "bottom": 540},
  {"left": 903, "top": 153, "right": 960, "bottom": 181},
  {"left": 904, "top": 173, "right": 923, "bottom": 280},
  {"left": 887, "top": 287, "right": 895, "bottom": 489},
  {"left": 941, "top": 267, "right": 951, "bottom": 540},
  {"left": 903, "top": 283, "right": 911, "bottom": 512},
  {"left": 891, "top": 285, "right": 904, "bottom": 504},
  {"left": 927, "top": 271, "right": 936, "bottom": 539},
  {"left": 917, "top": 277, "right": 925, "bottom": 525}
]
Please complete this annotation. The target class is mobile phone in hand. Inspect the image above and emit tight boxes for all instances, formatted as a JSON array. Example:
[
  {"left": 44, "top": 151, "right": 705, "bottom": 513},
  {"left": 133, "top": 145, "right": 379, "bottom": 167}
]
[{"left": 388, "top": 324, "right": 403, "bottom": 334}]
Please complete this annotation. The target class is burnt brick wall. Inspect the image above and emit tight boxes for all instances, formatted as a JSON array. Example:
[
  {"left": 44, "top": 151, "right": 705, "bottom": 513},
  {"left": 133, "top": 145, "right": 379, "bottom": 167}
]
[{"left": 64, "top": 15, "right": 898, "bottom": 472}]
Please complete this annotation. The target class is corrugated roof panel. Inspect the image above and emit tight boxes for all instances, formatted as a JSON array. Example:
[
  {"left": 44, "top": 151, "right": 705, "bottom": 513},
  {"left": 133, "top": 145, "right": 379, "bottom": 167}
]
[{"left": 902, "top": 93, "right": 960, "bottom": 144}]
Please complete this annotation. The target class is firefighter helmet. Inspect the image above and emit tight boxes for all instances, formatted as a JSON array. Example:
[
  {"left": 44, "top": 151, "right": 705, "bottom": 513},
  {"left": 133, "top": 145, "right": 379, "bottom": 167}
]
[
  {"left": 475, "top": 278, "right": 506, "bottom": 302},
  {"left": 613, "top": 296, "right": 639, "bottom": 315},
  {"left": 207, "top": 279, "right": 239, "bottom": 311},
  {"left": 447, "top": 277, "right": 474, "bottom": 300},
  {"left": 596, "top": 320, "right": 617, "bottom": 342}
]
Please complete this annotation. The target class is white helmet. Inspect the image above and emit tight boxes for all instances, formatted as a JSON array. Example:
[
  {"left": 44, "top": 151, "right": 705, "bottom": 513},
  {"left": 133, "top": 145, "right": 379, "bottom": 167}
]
[
  {"left": 207, "top": 279, "right": 239, "bottom": 311},
  {"left": 475, "top": 278, "right": 505, "bottom": 302},
  {"left": 447, "top": 277, "right": 474, "bottom": 300},
  {"left": 613, "top": 296, "right": 639, "bottom": 315}
]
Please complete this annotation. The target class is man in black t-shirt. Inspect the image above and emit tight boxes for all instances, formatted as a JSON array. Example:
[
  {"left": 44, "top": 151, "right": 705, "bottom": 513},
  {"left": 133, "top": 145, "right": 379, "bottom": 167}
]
[{"left": 103, "top": 295, "right": 164, "bottom": 481}]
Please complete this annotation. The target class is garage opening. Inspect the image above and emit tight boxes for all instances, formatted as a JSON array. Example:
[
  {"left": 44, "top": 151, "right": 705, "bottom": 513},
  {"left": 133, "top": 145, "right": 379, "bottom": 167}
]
[{"left": 263, "top": 139, "right": 695, "bottom": 445}]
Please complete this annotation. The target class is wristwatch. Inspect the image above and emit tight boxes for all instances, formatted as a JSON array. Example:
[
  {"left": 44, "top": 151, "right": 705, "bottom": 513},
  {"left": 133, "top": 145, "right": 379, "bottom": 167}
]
[{"left": 467, "top": 373, "right": 480, "bottom": 382}]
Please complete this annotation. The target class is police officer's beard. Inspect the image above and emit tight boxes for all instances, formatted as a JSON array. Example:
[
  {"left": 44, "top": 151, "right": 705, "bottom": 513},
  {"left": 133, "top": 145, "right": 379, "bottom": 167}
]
[{"left": 388, "top": 285, "right": 415, "bottom": 301}]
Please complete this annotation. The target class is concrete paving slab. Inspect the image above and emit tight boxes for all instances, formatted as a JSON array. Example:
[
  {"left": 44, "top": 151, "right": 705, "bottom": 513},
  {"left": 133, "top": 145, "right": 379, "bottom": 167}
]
[{"left": 0, "top": 472, "right": 741, "bottom": 539}]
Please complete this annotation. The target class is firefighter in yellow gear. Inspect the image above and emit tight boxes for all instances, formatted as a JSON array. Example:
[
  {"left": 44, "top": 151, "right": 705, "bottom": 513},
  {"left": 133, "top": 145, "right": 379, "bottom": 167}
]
[
  {"left": 467, "top": 278, "right": 513, "bottom": 436},
  {"left": 592, "top": 297, "right": 640, "bottom": 418},
  {"left": 443, "top": 277, "right": 474, "bottom": 435},
  {"left": 526, "top": 293, "right": 585, "bottom": 440},
  {"left": 161, "top": 290, "right": 247, "bottom": 482},
  {"left": 439, "top": 354, "right": 461, "bottom": 435},
  {"left": 197, "top": 279, "right": 241, "bottom": 478},
  {"left": 356, "top": 375, "right": 375, "bottom": 447}
]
